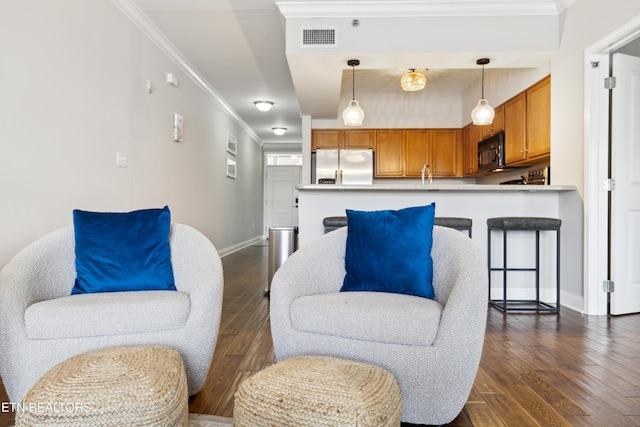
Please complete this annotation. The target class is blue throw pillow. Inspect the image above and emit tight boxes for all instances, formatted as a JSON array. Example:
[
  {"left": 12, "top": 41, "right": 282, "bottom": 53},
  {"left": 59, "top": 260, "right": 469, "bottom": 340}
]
[
  {"left": 341, "top": 204, "right": 436, "bottom": 299},
  {"left": 71, "top": 206, "right": 175, "bottom": 295}
]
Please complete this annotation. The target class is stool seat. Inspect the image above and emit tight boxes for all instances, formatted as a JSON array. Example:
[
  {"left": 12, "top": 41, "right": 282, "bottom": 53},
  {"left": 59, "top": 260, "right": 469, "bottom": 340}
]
[
  {"left": 234, "top": 355, "right": 402, "bottom": 427},
  {"left": 435, "top": 217, "right": 473, "bottom": 233},
  {"left": 487, "top": 217, "right": 561, "bottom": 230},
  {"left": 323, "top": 215, "right": 473, "bottom": 236},
  {"left": 15, "top": 345, "right": 188, "bottom": 427}
]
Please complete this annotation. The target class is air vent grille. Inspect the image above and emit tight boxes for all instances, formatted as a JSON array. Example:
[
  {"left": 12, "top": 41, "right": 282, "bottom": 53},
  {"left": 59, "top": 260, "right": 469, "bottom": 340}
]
[{"left": 300, "top": 28, "right": 337, "bottom": 48}]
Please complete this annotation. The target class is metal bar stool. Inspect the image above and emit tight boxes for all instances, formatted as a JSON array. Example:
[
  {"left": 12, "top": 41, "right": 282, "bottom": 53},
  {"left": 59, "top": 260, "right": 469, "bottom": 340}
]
[
  {"left": 434, "top": 217, "right": 473, "bottom": 237},
  {"left": 323, "top": 216, "right": 473, "bottom": 237},
  {"left": 323, "top": 216, "right": 348, "bottom": 234},
  {"left": 487, "top": 217, "right": 561, "bottom": 313}
]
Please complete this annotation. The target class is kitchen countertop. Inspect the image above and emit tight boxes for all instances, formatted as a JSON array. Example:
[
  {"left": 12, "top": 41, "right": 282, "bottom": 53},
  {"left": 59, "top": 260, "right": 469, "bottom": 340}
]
[{"left": 297, "top": 184, "right": 576, "bottom": 192}]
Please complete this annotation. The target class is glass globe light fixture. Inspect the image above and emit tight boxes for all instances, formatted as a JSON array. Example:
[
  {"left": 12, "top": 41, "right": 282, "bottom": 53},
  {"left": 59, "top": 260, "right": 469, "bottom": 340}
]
[
  {"left": 401, "top": 69, "right": 426, "bottom": 91},
  {"left": 471, "top": 99, "right": 495, "bottom": 126},
  {"left": 272, "top": 127, "right": 287, "bottom": 136},
  {"left": 342, "top": 59, "right": 365, "bottom": 126},
  {"left": 471, "top": 58, "right": 495, "bottom": 125}
]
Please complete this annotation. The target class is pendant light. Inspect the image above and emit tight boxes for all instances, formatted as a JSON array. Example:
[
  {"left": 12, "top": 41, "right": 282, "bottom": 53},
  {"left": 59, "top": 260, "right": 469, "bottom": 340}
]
[
  {"left": 471, "top": 58, "right": 495, "bottom": 125},
  {"left": 342, "top": 59, "right": 365, "bottom": 126},
  {"left": 401, "top": 69, "right": 426, "bottom": 91}
]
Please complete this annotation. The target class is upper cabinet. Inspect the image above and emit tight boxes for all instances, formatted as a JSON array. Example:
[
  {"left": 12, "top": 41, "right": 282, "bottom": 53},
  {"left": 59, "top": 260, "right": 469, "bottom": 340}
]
[
  {"left": 312, "top": 130, "right": 342, "bottom": 150},
  {"left": 462, "top": 124, "right": 477, "bottom": 176},
  {"left": 375, "top": 129, "right": 461, "bottom": 178},
  {"left": 430, "top": 129, "right": 461, "bottom": 177},
  {"left": 526, "top": 76, "right": 551, "bottom": 160},
  {"left": 343, "top": 129, "right": 375, "bottom": 149},
  {"left": 504, "top": 76, "right": 550, "bottom": 165},
  {"left": 504, "top": 92, "right": 528, "bottom": 164},
  {"left": 480, "top": 104, "right": 504, "bottom": 140},
  {"left": 312, "top": 129, "right": 374, "bottom": 150},
  {"left": 375, "top": 129, "right": 404, "bottom": 177}
]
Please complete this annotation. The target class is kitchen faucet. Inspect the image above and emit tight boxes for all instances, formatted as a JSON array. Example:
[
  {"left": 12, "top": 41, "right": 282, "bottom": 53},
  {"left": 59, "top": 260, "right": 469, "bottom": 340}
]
[{"left": 421, "top": 164, "right": 433, "bottom": 184}]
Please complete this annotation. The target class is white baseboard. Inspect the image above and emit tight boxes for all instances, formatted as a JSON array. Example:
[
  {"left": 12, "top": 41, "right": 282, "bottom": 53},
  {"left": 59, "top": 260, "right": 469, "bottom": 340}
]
[{"left": 218, "top": 236, "right": 264, "bottom": 257}]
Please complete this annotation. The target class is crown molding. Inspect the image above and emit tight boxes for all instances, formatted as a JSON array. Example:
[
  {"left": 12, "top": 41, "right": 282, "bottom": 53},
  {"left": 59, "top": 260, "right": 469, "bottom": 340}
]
[
  {"left": 276, "top": 0, "right": 575, "bottom": 18},
  {"left": 110, "top": 0, "right": 263, "bottom": 146}
]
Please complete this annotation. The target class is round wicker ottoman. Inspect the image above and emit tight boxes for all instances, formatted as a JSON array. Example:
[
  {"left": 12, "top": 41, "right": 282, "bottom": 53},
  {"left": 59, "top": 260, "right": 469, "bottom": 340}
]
[
  {"left": 15, "top": 345, "right": 188, "bottom": 427},
  {"left": 233, "top": 355, "right": 402, "bottom": 427}
]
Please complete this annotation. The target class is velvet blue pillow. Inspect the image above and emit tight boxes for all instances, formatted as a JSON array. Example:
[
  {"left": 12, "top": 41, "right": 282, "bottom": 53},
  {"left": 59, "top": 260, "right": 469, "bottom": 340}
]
[
  {"left": 71, "top": 206, "right": 175, "bottom": 295},
  {"left": 341, "top": 204, "right": 436, "bottom": 299}
]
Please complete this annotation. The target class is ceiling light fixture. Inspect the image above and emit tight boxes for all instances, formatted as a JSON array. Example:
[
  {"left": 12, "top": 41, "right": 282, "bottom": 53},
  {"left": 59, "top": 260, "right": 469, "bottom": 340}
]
[
  {"left": 254, "top": 101, "right": 274, "bottom": 112},
  {"left": 342, "top": 59, "right": 365, "bottom": 126},
  {"left": 272, "top": 127, "right": 287, "bottom": 136},
  {"left": 471, "top": 58, "right": 495, "bottom": 125},
  {"left": 401, "top": 69, "right": 426, "bottom": 91}
]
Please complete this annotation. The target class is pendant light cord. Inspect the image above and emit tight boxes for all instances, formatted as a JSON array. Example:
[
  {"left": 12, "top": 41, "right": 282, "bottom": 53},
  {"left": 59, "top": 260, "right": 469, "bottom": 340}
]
[
  {"left": 481, "top": 64, "right": 485, "bottom": 99},
  {"left": 351, "top": 64, "right": 355, "bottom": 101}
]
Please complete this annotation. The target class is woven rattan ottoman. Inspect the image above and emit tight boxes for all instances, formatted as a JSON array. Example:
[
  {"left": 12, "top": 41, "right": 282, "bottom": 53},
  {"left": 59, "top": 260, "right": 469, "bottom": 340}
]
[
  {"left": 15, "top": 345, "right": 188, "bottom": 427},
  {"left": 233, "top": 355, "right": 402, "bottom": 426}
]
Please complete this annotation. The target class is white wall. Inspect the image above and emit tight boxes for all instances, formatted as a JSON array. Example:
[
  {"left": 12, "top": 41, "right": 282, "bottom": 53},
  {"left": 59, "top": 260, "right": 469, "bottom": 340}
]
[
  {"left": 551, "top": 0, "right": 640, "bottom": 195},
  {"left": 0, "top": 0, "right": 264, "bottom": 268}
]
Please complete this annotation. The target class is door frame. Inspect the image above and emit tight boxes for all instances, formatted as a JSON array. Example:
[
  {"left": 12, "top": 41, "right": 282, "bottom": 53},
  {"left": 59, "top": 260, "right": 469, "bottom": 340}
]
[
  {"left": 263, "top": 151, "right": 303, "bottom": 239},
  {"left": 584, "top": 16, "right": 640, "bottom": 315}
]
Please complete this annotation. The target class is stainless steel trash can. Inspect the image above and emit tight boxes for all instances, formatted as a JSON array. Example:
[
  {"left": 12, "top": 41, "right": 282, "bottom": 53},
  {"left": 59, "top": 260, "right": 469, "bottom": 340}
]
[{"left": 267, "top": 226, "right": 298, "bottom": 294}]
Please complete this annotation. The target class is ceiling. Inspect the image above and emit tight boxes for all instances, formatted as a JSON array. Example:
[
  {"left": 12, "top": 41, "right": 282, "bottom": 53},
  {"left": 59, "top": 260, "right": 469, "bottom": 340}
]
[{"left": 131, "top": 0, "right": 574, "bottom": 145}]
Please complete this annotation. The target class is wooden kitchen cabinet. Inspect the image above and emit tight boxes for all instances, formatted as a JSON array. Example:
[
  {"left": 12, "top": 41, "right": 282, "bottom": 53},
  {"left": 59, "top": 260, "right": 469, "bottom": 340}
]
[
  {"left": 343, "top": 129, "right": 374, "bottom": 149},
  {"left": 430, "top": 129, "right": 461, "bottom": 177},
  {"left": 385, "top": 129, "right": 460, "bottom": 178},
  {"left": 375, "top": 129, "right": 404, "bottom": 177},
  {"left": 312, "top": 129, "right": 374, "bottom": 150},
  {"left": 480, "top": 104, "right": 504, "bottom": 139},
  {"left": 504, "top": 76, "right": 550, "bottom": 165},
  {"left": 462, "top": 124, "right": 477, "bottom": 176},
  {"left": 526, "top": 76, "right": 551, "bottom": 160},
  {"left": 504, "top": 92, "right": 527, "bottom": 164},
  {"left": 312, "top": 130, "right": 342, "bottom": 150},
  {"left": 404, "top": 129, "right": 429, "bottom": 176}
]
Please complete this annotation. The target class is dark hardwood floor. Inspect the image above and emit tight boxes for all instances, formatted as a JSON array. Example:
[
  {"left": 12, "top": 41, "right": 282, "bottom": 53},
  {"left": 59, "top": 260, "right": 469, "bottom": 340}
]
[{"left": 2, "top": 240, "right": 640, "bottom": 426}]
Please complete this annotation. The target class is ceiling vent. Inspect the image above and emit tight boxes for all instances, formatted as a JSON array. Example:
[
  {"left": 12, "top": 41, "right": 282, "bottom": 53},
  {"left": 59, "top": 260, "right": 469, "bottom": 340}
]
[{"left": 300, "top": 28, "right": 337, "bottom": 48}]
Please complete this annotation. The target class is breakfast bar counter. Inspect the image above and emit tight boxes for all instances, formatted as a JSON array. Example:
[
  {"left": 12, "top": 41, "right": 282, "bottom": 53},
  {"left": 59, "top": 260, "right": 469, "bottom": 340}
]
[{"left": 296, "top": 183, "right": 582, "bottom": 309}]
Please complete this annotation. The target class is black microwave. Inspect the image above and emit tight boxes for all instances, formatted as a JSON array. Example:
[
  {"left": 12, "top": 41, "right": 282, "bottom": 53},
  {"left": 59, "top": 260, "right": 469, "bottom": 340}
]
[{"left": 477, "top": 131, "right": 505, "bottom": 172}]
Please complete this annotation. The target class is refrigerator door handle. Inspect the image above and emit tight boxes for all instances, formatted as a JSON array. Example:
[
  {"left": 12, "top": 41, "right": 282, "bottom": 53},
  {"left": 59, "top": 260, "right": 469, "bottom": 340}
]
[{"left": 340, "top": 170, "right": 343, "bottom": 184}]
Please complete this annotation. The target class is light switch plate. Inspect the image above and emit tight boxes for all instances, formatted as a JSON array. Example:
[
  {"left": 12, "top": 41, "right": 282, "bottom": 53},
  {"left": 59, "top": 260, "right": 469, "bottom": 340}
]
[
  {"left": 116, "top": 152, "right": 128, "bottom": 168},
  {"left": 173, "top": 113, "right": 183, "bottom": 142}
]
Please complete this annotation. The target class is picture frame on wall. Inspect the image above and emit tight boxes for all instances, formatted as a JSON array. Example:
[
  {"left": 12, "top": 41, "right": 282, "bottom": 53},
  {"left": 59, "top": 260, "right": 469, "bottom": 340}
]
[
  {"left": 226, "top": 157, "right": 237, "bottom": 179},
  {"left": 227, "top": 132, "right": 237, "bottom": 155}
]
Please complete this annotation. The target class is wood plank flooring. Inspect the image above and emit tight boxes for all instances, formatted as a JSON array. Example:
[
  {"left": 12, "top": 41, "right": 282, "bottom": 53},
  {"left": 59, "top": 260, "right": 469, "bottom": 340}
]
[{"left": 2, "top": 240, "right": 640, "bottom": 426}]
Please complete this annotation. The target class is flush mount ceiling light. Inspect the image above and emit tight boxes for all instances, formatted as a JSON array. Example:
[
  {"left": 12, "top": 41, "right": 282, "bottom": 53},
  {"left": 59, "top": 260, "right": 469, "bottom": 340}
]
[
  {"left": 254, "top": 101, "right": 274, "bottom": 112},
  {"left": 471, "top": 58, "right": 495, "bottom": 125},
  {"left": 342, "top": 59, "right": 365, "bottom": 126},
  {"left": 272, "top": 127, "right": 287, "bottom": 136},
  {"left": 401, "top": 69, "right": 427, "bottom": 91}
]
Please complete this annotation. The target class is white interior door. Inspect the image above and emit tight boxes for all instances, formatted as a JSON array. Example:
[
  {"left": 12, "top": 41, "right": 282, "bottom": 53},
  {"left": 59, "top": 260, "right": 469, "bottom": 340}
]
[
  {"left": 265, "top": 166, "right": 301, "bottom": 234},
  {"left": 610, "top": 53, "right": 640, "bottom": 315}
]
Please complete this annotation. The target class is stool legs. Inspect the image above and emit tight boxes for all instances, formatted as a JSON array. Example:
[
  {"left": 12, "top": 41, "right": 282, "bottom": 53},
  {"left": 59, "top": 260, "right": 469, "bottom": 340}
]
[{"left": 488, "top": 227, "right": 560, "bottom": 313}]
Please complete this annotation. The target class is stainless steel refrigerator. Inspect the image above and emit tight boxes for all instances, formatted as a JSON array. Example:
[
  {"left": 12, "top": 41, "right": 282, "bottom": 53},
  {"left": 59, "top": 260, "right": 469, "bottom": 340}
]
[{"left": 315, "top": 149, "right": 373, "bottom": 185}]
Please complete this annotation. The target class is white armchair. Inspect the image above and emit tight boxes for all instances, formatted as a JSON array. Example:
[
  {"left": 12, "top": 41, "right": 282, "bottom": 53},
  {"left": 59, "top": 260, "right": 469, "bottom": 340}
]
[
  {"left": 0, "top": 223, "right": 223, "bottom": 402},
  {"left": 270, "top": 225, "right": 488, "bottom": 425}
]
